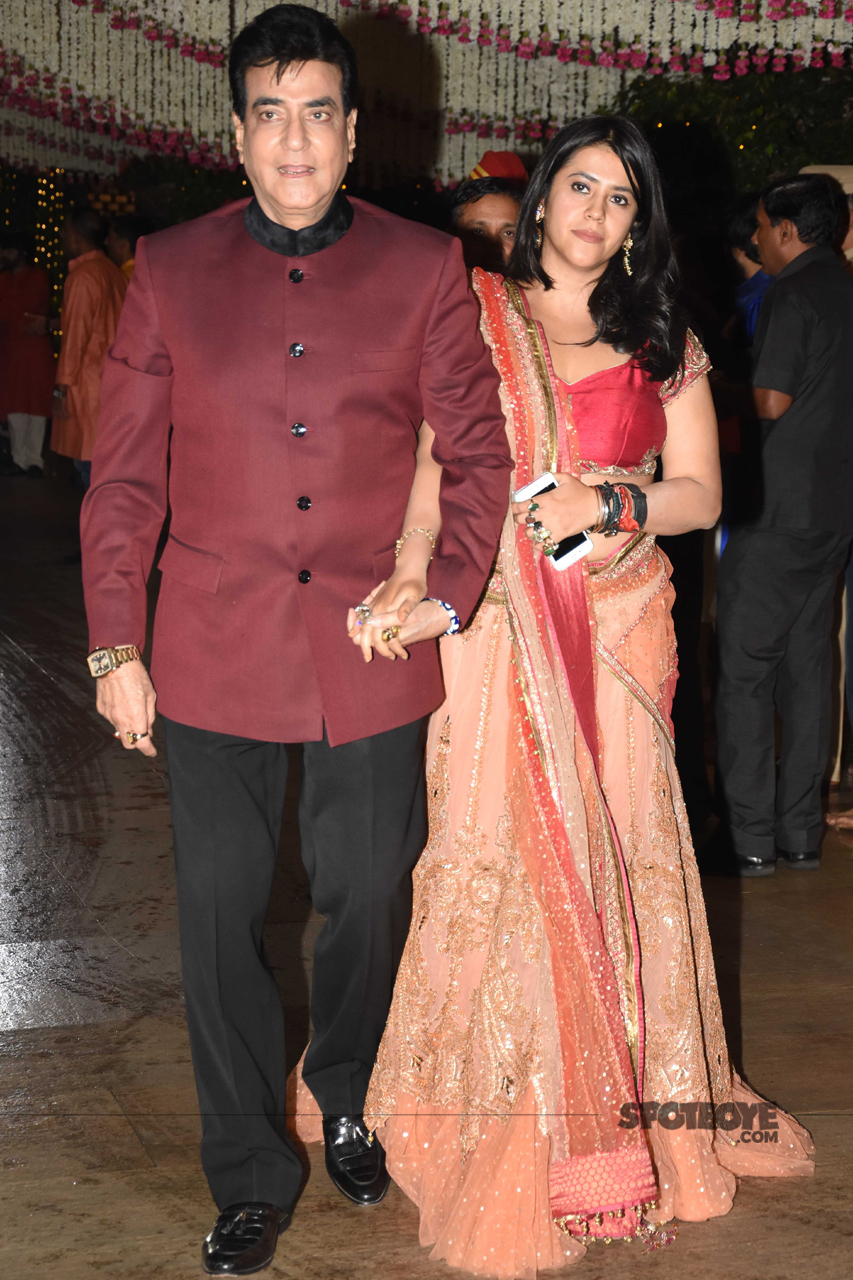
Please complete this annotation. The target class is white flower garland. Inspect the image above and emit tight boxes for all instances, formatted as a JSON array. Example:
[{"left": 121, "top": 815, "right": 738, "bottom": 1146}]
[{"left": 2, "top": 0, "right": 852, "bottom": 180}]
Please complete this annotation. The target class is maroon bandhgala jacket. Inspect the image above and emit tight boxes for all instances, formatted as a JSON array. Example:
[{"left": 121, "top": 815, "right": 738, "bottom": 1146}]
[{"left": 81, "top": 196, "right": 512, "bottom": 746}]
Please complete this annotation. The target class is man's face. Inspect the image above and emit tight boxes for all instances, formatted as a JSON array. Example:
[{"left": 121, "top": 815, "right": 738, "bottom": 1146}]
[
  {"left": 106, "top": 226, "right": 131, "bottom": 266},
  {"left": 753, "top": 202, "right": 789, "bottom": 277},
  {"left": 455, "top": 193, "right": 520, "bottom": 271},
  {"left": 233, "top": 59, "right": 356, "bottom": 229}
]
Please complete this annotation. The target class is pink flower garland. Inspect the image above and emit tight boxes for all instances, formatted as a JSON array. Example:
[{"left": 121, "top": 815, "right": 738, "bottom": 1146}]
[{"left": 0, "top": 47, "right": 238, "bottom": 171}]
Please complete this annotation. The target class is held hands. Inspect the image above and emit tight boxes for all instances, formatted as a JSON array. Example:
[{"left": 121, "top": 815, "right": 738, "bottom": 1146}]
[
  {"left": 96, "top": 659, "right": 158, "bottom": 756},
  {"left": 511, "top": 473, "right": 599, "bottom": 548},
  {"left": 23, "top": 312, "right": 48, "bottom": 335},
  {"left": 346, "top": 572, "right": 448, "bottom": 662}
]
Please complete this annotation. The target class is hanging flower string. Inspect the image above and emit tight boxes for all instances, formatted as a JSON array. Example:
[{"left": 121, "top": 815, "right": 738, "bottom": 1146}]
[{"left": 64, "top": 0, "right": 853, "bottom": 75}]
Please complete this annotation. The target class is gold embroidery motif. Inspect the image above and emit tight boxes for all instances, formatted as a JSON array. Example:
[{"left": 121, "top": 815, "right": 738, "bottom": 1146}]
[
  {"left": 659, "top": 328, "right": 712, "bottom": 408},
  {"left": 504, "top": 279, "right": 558, "bottom": 473},
  {"left": 580, "top": 447, "right": 660, "bottom": 477}
]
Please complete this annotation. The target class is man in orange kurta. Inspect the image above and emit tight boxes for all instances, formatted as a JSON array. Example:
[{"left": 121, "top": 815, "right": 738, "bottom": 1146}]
[{"left": 52, "top": 208, "right": 127, "bottom": 484}]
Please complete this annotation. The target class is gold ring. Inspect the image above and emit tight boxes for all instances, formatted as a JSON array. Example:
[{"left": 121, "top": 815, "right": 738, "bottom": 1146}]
[
  {"left": 126, "top": 731, "right": 150, "bottom": 744},
  {"left": 381, "top": 625, "right": 401, "bottom": 643}
]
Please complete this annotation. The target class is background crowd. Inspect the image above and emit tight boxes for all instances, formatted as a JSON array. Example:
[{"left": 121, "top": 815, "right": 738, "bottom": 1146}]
[{"left": 1, "top": 140, "right": 853, "bottom": 872}]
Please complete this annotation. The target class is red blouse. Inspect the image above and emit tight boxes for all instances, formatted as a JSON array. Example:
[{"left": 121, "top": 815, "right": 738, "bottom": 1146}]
[{"left": 558, "top": 330, "right": 710, "bottom": 476}]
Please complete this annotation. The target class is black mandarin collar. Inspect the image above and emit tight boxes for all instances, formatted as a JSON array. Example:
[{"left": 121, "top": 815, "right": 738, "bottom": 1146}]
[{"left": 243, "top": 190, "right": 353, "bottom": 258}]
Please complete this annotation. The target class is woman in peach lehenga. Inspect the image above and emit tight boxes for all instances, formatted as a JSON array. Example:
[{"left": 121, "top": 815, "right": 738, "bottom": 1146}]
[{"left": 292, "top": 117, "right": 813, "bottom": 1277}]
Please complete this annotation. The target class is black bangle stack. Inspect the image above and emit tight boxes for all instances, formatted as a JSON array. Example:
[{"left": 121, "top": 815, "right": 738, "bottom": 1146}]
[
  {"left": 587, "top": 481, "right": 649, "bottom": 536},
  {"left": 623, "top": 483, "right": 648, "bottom": 531}
]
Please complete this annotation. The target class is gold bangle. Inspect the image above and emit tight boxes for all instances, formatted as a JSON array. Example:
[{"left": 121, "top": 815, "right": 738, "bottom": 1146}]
[{"left": 395, "top": 527, "right": 436, "bottom": 562}]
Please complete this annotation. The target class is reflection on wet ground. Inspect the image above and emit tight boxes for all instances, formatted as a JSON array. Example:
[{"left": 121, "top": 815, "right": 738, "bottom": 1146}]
[{"left": 0, "top": 472, "right": 851, "bottom": 1279}]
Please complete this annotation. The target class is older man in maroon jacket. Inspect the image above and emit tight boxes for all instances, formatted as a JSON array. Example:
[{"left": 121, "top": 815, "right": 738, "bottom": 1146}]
[{"left": 80, "top": 6, "right": 509, "bottom": 1276}]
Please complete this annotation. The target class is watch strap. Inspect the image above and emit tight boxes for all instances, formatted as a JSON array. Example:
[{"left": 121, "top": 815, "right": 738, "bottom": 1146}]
[{"left": 87, "top": 645, "right": 141, "bottom": 677}]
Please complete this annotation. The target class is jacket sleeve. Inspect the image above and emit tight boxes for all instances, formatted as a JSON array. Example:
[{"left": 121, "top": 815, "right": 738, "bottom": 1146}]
[
  {"left": 80, "top": 237, "right": 173, "bottom": 652},
  {"left": 419, "top": 238, "right": 513, "bottom": 626}
]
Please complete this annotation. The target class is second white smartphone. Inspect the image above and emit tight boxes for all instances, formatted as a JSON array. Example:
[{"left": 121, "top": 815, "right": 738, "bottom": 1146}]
[{"left": 512, "top": 472, "right": 594, "bottom": 571}]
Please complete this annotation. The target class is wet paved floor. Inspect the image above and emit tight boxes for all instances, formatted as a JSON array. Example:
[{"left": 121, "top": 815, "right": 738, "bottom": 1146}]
[{"left": 1, "top": 470, "right": 851, "bottom": 1279}]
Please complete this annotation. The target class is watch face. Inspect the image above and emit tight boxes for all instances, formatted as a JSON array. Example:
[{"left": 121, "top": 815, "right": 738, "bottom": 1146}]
[{"left": 88, "top": 649, "right": 116, "bottom": 677}]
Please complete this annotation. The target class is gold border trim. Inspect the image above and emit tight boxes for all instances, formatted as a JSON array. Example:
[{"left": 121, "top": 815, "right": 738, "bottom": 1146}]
[
  {"left": 505, "top": 279, "right": 559, "bottom": 474},
  {"left": 595, "top": 639, "right": 677, "bottom": 756},
  {"left": 586, "top": 532, "right": 647, "bottom": 577}
]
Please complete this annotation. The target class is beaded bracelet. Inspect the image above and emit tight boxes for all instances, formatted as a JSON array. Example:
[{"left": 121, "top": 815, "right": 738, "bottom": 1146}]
[{"left": 395, "top": 527, "right": 437, "bottom": 561}]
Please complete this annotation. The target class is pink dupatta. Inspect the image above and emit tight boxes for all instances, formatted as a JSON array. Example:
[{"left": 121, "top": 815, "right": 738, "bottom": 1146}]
[{"left": 475, "top": 270, "right": 656, "bottom": 1238}]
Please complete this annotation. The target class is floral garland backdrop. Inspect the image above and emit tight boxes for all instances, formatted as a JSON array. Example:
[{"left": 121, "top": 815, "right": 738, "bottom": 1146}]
[{"left": 2, "top": 0, "right": 852, "bottom": 181}]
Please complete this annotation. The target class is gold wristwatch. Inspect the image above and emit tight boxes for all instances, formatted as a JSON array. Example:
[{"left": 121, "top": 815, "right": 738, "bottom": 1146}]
[{"left": 87, "top": 645, "right": 141, "bottom": 678}]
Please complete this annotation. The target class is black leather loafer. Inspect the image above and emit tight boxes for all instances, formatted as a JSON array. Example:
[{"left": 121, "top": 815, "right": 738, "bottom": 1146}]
[
  {"left": 736, "top": 852, "right": 777, "bottom": 877},
  {"left": 202, "top": 1202, "right": 291, "bottom": 1275},
  {"left": 323, "top": 1114, "right": 390, "bottom": 1205},
  {"left": 778, "top": 846, "right": 821, "bottom": 870}
]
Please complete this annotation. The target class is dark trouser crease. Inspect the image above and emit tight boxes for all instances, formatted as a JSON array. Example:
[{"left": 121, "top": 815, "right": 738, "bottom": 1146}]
[
  {"left": 163, "top": 715, "right": 427, "bottom": 1212},
  {"left": 716, "top": 527, "right": 851, "bottom": 861}
]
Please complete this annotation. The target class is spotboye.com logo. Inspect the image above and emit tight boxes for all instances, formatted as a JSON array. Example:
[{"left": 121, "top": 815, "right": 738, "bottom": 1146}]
[{"left": 618, "top": 1101, "right": 780, "bottom": 1143}]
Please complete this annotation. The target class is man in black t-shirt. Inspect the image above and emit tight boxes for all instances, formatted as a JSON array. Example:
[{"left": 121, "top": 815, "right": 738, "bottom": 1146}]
[{"left": 716, "top": 173, "right": 853, "bottom": 877}]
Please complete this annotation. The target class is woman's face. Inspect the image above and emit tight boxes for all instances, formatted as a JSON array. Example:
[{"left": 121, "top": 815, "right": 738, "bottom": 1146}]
[{"left": 541, "top": 144, "right": 638, "bottom": 274}]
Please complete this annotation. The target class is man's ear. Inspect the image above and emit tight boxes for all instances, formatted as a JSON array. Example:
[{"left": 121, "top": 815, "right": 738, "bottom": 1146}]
[
  {"left": 232, "top": 111, "right": 245, "bottom": 163},
  {"left": 778, "top": 218, "right": 796, "bottom": 246},
  {"left": 346, "top": 107, "right": 357, "bottom": 163}
]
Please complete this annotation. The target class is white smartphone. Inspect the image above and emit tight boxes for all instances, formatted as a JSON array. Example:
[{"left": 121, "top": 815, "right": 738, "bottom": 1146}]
[{"left": 513, "top": 472, "right": 594, "bottom": 571}]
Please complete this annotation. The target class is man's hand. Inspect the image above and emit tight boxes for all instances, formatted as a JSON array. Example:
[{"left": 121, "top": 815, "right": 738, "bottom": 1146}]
[
  {"left": 24, "top": 312, "right": 48, "bottom": 335},
  {"left": 355, "top": 598, "right": 452, "bottom": 662},
  {"left": 95, "top": 658, "right": 158, "bottom": 756}
]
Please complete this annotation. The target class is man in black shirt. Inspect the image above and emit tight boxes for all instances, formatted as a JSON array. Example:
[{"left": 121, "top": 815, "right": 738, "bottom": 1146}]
[{"left": 716, "top": 173, "right": 853, "bottom": 876}]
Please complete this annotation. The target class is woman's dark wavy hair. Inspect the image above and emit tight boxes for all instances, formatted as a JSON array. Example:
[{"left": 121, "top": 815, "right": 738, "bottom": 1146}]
[{"left": 507, "top": 115, "right": 685, "bottom": 382}]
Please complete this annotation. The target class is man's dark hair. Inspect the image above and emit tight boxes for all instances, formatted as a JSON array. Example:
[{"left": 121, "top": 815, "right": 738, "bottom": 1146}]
[
  {"left": 448, "top": 177, "right": 525, "bottom": 227},
  {"left": 760, "top": 174, "right": 846, "bottom": 247},
  {"left": 229, "top": 4, "right": 358, "bottom": 121},
  {"left": 725, "top": 194, "right": 762, "bottom": 265},
  {"left": 508, "top": 114, "right": 685, "bottom": 383},
  {"left": 111, "top": 214, "right": 155, "bottom": 256},
  {"left": 67, "top": 206, "right": 108, "bottom": 250}
]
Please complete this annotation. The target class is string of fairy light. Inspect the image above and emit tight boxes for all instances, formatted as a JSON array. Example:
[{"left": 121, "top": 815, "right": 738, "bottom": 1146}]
[
  {"left": 1, "top": 168, "right": 18, "bottom": 230},
  {"left": 34, "top": 168, "right": 66, "bottom": 308}
]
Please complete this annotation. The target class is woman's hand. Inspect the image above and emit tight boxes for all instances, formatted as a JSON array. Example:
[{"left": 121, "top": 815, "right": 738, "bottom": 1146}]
[
  {"left": 511, "top": 473, "right": 599, "bottom": 547},
  {"left": 346, "top": 570, "right": 428, "bottom": 663}
]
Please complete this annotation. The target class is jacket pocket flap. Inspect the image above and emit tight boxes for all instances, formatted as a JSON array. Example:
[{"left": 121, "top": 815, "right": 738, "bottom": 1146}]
[{"left": 157, "top": 536, "right": 224, "bottom": 594}]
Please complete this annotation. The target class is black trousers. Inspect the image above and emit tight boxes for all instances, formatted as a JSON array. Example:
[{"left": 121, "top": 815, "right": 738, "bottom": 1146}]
[
  {"left": 715, "top": 527, "right": 850, "bottom": 860},
  {"left": 162, "top": 715, "right": 427, "bottom": 1212}
]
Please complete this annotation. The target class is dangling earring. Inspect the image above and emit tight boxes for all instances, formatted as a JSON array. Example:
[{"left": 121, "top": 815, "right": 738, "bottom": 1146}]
[
  {"left": 622, "top": 232, "right": 634, "bottom": 276},
  {"left": 534, "top": 202, "right": 545, "bottom": 251}
]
